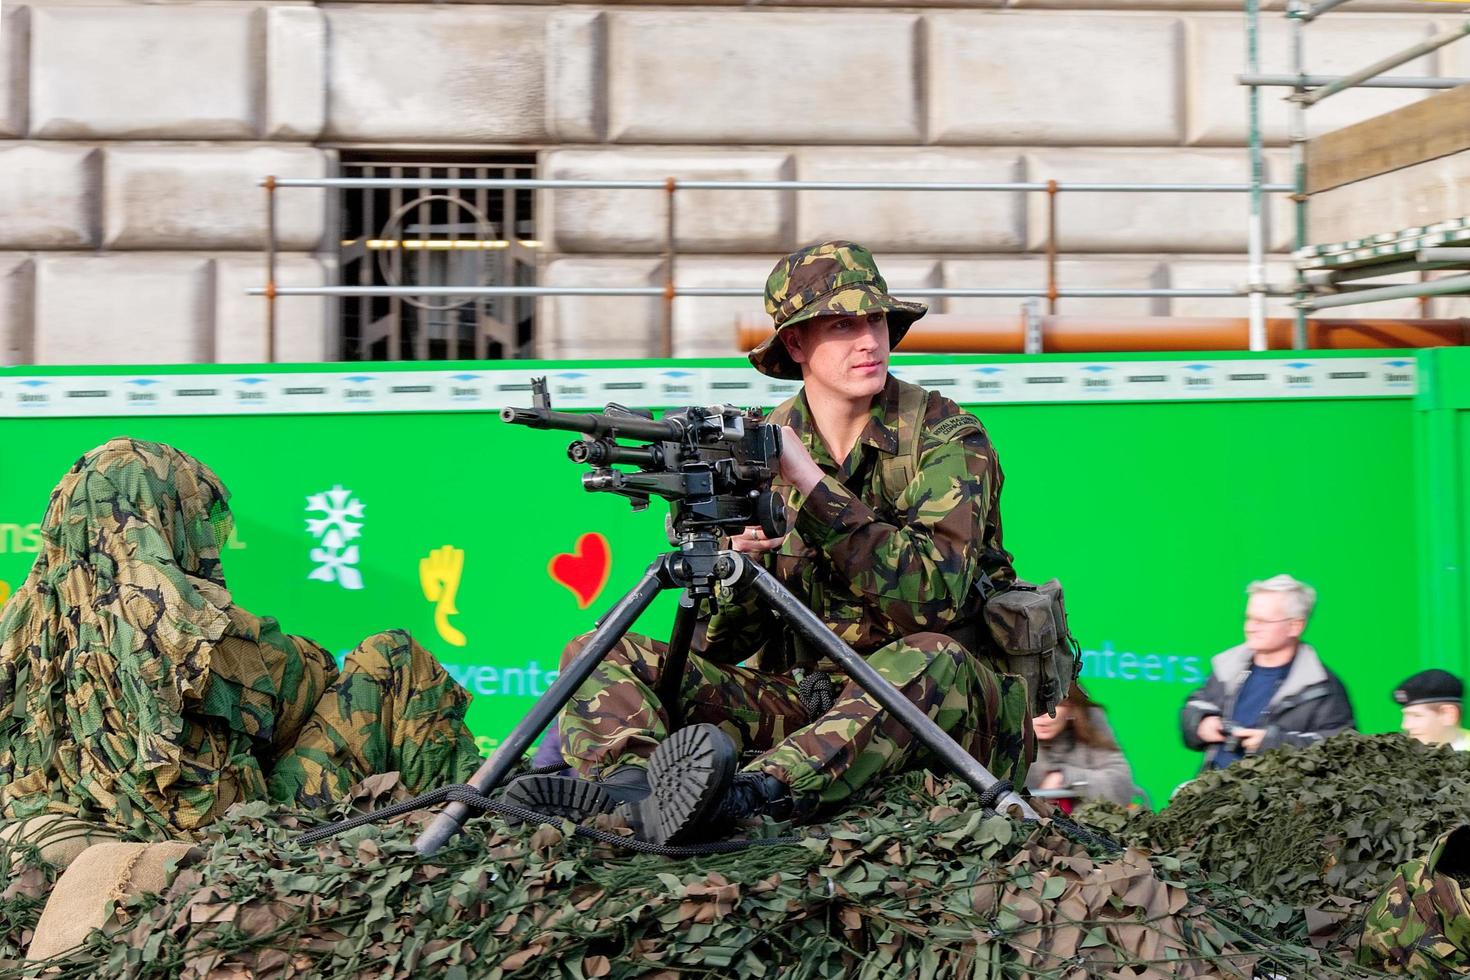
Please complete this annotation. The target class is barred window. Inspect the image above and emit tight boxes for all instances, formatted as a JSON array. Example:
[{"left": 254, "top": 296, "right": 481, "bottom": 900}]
[{"left": 337, "top": 153, "right": 537, "bottom": 361}]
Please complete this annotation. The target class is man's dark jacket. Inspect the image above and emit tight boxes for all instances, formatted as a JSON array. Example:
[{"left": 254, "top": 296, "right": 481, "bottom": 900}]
[{"left": 1179, "top": 643, "right": 1356, "bottom": 770}]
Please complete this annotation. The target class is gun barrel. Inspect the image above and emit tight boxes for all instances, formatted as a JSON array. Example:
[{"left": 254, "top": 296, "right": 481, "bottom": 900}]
[
  {"left": 500, "top": 405, "right": 681, "bottom": 442},
  {"left": 568, "top": 440, "right": 661, "bottom": 467}
]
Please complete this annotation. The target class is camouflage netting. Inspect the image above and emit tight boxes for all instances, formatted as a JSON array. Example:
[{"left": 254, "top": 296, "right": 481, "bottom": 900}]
[
  {"left": 0, "top": 847, "right": 55, "bottom": 965},
  {"left": 1073, "top": 733, "right": 1470, "bottom": 952},
  {"left": 0, "top": 767, "right": 1399, "bottom": 980}
]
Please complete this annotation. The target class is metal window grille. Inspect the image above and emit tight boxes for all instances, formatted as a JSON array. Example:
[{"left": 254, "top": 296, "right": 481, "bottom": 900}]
[{"left": 337, "top": 154, "right": 538, "bottom": 361}]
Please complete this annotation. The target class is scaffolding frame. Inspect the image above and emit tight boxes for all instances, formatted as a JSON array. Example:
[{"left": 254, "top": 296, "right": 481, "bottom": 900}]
[
  {"left": 1240, "top": 1, "right": 1470, "bottom": 343},
  {"left": 260, "top": 175, "right": 1295, "bottom": 361}
]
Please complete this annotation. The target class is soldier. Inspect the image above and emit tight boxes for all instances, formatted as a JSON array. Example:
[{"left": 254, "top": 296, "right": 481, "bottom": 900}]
[
  {"left": 1358, "top": 826, "right": 1470, "bottom": 974},
  {"left": 0, "top": 438, "right": 483, "bottom": 836},
  {"left": 507, "top": 241, "right": 1032, "bottom": 845}
]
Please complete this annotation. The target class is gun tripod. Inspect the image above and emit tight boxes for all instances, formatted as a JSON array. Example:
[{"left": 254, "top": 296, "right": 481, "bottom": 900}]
[{"left": 414, "top": 529, "right": 1038, "bottom": 857}]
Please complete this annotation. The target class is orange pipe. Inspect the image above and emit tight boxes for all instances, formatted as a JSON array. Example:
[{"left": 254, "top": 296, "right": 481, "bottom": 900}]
[{"left": 735, "top": 314, "right": 1470, "bottom": 353}]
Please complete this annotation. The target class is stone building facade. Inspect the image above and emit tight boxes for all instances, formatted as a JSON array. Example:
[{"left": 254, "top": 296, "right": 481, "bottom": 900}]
[{"left": 0, "top": 0, "right": 1465, "bottom": 366}]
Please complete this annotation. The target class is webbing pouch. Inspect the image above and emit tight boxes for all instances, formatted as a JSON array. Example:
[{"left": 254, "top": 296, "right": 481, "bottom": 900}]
[{"left": 982, "top": 578, "right": 1081, "bottom": 716}]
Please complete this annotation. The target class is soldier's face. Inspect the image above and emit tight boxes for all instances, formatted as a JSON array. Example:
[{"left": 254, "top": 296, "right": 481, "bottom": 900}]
[
  {"left": 783, "top": 311, "right": 890, "bottom": 402},
  {"left": 1400, "top": 703, "right": 1462, "bottom": 745}
]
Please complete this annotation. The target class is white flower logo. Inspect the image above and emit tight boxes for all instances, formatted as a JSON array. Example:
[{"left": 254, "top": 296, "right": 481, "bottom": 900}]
[{"left": 305, "top": 485, "right": 365, "bottom": 590}]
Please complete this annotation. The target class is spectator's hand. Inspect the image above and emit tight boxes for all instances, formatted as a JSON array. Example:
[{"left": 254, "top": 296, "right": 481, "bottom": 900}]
[
  {"left": 778, "top": 426, "right": 824, "bottom": 495},
  {"left": 1039, "top": 770, "right": 1067, "bottom": 791},
  {"left": 730, "top": 526, "right": 788, "bottom": 554},
  {"left": 1236, "top": 727, "right": 1267, "bottom": 753},
  {"left": 1196, "top": 715, "right": 1225, "bottom": 744}
]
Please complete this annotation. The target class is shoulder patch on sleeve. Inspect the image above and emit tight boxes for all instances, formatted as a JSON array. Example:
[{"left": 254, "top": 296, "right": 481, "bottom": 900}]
[{"left": 930, "top": 413, "right": 982, "bottom": 441}]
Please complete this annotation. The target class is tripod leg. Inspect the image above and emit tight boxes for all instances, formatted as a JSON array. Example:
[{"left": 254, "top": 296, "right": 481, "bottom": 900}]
[
  {"left": 742, "top": 558, "right": 1038, "bottom": 821},
  {"left": 657, "top": 592, "right": 698, "bottom": 731},
  {"left": 414, "top": 557, "right": 671, "bottom": 856}
]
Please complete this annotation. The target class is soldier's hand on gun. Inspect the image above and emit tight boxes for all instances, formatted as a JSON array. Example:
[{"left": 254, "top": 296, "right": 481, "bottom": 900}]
[
  {"left": 731, "top": 525, "right": 788, "bottom": 554},
  {"left": 777, "top": 426, "right": 824, "bottom": 495}
]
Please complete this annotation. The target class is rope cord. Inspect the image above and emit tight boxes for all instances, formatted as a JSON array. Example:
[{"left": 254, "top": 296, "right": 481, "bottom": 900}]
[
  {"left": 796, "top": 671, "right": 837, "bottom": 717},
  {"left": 295, "top": 766, "right": 812, "bottom": 856}
]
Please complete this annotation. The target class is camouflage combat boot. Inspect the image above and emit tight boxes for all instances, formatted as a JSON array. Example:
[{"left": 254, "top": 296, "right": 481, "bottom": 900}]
[
  {"left": 502, "top": 726, "right": 793, "bottom": 845},
  {"left": 640, "top": 724, "right": 795, "bottom": 845},
  {"left": 499, "top": 766, "right": 649, "bottom": 824}
]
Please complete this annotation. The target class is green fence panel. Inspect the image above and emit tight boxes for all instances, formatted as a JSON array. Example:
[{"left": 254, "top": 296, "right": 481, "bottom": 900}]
[
  {"left": 1414, "top": 348, "right": 1470, "bottom": 685},
  {"left": 0, "top": 351, "right": 1426, "bottom": 805}
]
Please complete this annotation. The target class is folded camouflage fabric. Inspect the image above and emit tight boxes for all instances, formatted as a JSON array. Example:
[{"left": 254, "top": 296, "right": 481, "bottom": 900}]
[
  {"left": 0, "top": 438, "right": 481, "bottom": 838},
  {"left": 1358, "top": 825, "right": 1470, "bottom": 977}
]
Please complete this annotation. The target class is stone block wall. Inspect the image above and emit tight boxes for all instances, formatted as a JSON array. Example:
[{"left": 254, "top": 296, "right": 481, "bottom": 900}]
[{"left": 1, "top": 0, "right": 1463, "bottom": 365}]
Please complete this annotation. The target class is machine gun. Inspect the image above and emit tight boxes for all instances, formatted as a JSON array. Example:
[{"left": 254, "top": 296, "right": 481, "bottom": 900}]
[
  {"left": 411, "top": 381, "right": 1038, "bottom": 857},
  {"left": 500, "top": 378, "right": 788, "bottom": 543}
]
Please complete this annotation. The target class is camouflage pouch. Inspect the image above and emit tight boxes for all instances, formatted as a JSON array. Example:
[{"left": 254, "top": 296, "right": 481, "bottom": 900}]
[{"left": 982, "top": 579, "right": 1081, "bottom": 717}]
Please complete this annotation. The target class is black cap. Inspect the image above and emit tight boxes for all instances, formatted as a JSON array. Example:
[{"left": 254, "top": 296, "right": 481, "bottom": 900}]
[{"left": 1393, "top": 669, "right": 1464, "bottom": 707}]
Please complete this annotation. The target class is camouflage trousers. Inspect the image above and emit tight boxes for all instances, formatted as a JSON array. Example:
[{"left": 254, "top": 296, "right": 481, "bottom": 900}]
[
  {"left": 1, "top": 628, "right": 480, "bottom": 836},
  {"left": 559, "top": 631, "right": 1031, "bottom": 812},
  {"left": 264, "top": 630, "right": 483, "bottom": 811}
]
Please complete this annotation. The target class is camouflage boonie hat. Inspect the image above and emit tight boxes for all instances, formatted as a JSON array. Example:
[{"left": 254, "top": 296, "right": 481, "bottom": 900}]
[{"left": 750, "top": 241, "right": 928, "bottom": 380}]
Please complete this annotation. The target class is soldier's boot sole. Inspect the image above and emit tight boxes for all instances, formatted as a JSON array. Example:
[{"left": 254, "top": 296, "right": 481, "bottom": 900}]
[
  {"left": 500, "top": 774, "right": 615, "bottom": 826},
  {"left": 637, "top": 723, "right": 738, "bottom": 845}
]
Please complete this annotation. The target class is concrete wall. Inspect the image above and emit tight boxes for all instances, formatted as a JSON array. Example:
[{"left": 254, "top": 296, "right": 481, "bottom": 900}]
[{"left": 1, "top": 1, "right": 1461, "bottom": 365}]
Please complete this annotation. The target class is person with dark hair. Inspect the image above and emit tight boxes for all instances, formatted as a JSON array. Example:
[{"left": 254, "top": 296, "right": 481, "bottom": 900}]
[{"left": 1026, "top": 686, "right": 1136, "bottom": 808}]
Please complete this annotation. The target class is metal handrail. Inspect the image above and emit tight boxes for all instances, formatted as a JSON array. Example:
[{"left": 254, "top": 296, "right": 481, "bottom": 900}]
[
  {"left": 255, "top": 285, "right": 1282, "bottom": 299},
  {"left": 262, "top": 174, "right": 1299, "bottom": 361},
  {"left": 267, "top": 177, "right": 1295, "bottom": 193}
]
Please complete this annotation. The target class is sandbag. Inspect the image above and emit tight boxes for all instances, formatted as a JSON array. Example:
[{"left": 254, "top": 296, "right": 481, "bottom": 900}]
[
  {"left": 0, "top": 814, "right": 120, "bottom": 870},
  {"left": 26, "top": 840, "right": 199, "bottom": 961}
]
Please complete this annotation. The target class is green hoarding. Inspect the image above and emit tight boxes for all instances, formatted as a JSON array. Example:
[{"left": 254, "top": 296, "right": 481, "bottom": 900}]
[{"left": 0, "top": 351, "right": 1438, "bottom": 806}]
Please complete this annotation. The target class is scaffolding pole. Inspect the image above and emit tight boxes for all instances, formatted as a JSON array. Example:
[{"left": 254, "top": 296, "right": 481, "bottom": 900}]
[
  {"left": 1297, "top": 21, "right": 1470, "bottom": 106},
  {"left": 1239, "top": 72, "right": 1469, "bottom": 89},
  {"left": 1300, "top": 273, "right": 1470, "bottom": 310},
  {"left": 1288, "top": 0, "right": 1310, "bottom": 348},
  {"left": 1299, "top": 0, "right": 1355, "bottom": 22},
  {"left": 1246, "top": 0, "right": 1269, "bottom": 350}
]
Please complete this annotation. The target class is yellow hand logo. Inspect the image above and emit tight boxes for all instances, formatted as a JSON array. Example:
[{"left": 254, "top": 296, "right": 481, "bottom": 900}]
[{"left": 419, "top": 546, "right": 467, "bottom": 647}]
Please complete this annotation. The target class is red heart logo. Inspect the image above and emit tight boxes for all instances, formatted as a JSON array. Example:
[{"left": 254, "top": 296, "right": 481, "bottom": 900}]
[{"left": 548, "top": 532, "right": 611, "bottom": 610}]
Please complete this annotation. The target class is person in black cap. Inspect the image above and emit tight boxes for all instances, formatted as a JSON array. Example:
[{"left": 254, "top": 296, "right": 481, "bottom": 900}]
[{"left": 1394, "top": 669, "right": 1469, "bottom": 750}]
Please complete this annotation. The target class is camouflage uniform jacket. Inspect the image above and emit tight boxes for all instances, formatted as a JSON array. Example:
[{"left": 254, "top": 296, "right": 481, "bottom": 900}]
[
  {"left": 1358, "top": 825, "right": 1470, "bottom": 976},
  {"left": 704, "top": 376, "right": 1013, "bottom": 666}
]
